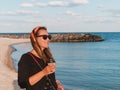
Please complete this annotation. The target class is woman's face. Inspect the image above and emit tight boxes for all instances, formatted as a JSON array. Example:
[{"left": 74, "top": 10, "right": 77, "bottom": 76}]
[{"left": 36, "top": 29, "right": 50, "bottom": 50}]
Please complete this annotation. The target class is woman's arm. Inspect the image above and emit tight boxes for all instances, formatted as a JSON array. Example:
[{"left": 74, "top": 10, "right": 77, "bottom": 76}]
[
  {"left": 28, "top": 69, "right": 45, "bottom": 86},
  {"left": 29, "top": 63, "right": 56, "bottom": 86}
]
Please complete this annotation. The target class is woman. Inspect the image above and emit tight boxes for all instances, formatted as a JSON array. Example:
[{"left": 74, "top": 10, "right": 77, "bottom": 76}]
[{"left": 18, "top": 26, "right": 64, "bottom": 90}]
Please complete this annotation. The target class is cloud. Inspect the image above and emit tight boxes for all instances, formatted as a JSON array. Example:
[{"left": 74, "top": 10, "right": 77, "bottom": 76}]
[
  {"left": 115, "top": 14, "right": 120, "bottom": 17},
  {"left": 83, "top": 15, "right": 120, "bottom": 24},
  {"left": 0, "top": 23, "right": 12, "bottom": 27},
  {"left": 25, "top": 19, "right": 41, "bottom": 23},
  {"left": 97, "top": 6, "right": 120, "bottom": 23},
  {"left": 16, "top": 10, "right": 40, "bottom": 15},
  {"left": 20, "top": 3, "right": 34, "bottom": 7},
  {"left": 0, "top": 10, "right": 40, "bottom": 16},
  {"left": 98, "top": 6, "right": 120, "bottom": 16},
  {"left": 72, "top": 0, "right": 88, "bottom": 5},
  {"left": 0, "top": 11, "right": 16, "bottom": 15},
  {"left": 21, "top": 0, "right": 88, "bottom": 7},
  {"left": 36, "top": 1, "right": 69, "bottom": 7},
  {"left": 106, "top": 8, "right": 120, "bottom": 17},
  {"left": 65, "top": 11, "right": 81, "bottom": 16},
  {"left": 48, "top": 1, "right": 68, "bottom": 7}
]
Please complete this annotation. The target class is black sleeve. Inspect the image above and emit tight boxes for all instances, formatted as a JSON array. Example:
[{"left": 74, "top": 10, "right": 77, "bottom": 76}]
[{"left": 18, "top": 53, "right": 31, "bottom": 88}]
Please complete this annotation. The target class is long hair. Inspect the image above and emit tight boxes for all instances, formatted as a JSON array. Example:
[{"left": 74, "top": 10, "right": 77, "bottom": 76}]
[{"left": 30, "top": 26, "right": 53, "bottom": 63}]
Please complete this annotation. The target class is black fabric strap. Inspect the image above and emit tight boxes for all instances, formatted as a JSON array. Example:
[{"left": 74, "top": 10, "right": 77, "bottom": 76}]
[{"left": 28, "top": 52, "right": 41, "bottom": 67}]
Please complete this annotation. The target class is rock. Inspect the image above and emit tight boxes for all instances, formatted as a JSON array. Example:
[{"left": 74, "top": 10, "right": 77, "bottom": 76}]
[
  {"left": 51, "top": 33, "right": 104, "bottom": 42},
  {"left": 0, "top": 33, "right": 104, "bottom": 42}
]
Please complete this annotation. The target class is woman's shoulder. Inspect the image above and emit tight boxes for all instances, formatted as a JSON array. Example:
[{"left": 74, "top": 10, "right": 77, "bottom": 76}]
[
  {"left": 18, "top": 52, "right": 32, "bottom": 64},
  {"left": 20, "top": 52, "right": 31, "bottom": 59},
  {"left": 21, "top": 52, "right": 30, "bottom": 57},
  {"left": 18, "top": 52, "right": 34, "bottom": 70}
]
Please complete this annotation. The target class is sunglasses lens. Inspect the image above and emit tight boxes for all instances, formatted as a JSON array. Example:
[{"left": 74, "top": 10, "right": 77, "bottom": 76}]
[
  {"left": 43, "top": 35, "right": 48, "bottom": 40},
  {"left": 42, "top": 35, "right": 52, "bottom": 40},
  {"left": 48, "top": 35, "right": 52, "bottom": 40}
]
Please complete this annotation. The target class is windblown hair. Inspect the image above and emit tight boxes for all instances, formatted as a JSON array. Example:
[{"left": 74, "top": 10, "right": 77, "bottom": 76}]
[{"left": 30, "top": 26, "right": 53, "bottom": 63}]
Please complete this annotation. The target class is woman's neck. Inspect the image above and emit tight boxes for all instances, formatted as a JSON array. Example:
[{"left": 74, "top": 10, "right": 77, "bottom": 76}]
[{"left": 30, "top": 49, "right": 41, "bottom": 58}]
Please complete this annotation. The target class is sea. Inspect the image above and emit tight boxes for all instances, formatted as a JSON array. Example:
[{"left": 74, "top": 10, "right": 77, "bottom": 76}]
[{"left": 10, "top": 32, "right": 120, "bottom": 90}]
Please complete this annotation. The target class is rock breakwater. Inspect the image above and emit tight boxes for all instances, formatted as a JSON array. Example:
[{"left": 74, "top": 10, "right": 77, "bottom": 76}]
[
  {"left": 51, "top": 33, "right": 104, "bottom": 42},
  {"left": 0, "top": 33, "right": 104, "bottom": 42}
]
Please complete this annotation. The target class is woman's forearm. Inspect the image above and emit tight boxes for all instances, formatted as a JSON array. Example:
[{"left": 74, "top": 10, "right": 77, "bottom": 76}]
[
  {"left": 29, "top": 64, "right": 55, "bottom": 86},
  {"left": 29, "top": 70, "right": 45, "bottom": 86}
]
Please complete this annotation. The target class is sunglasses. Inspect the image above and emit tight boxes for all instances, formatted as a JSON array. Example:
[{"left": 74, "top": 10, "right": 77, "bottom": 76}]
[{"left": 36, "top": 35, "right": 52, "bottom": 40}]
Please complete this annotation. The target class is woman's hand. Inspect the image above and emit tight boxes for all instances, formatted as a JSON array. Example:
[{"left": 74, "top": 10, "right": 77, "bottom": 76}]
[
  {"left": 56, "top": 80, "right": 64, "bottom": 90},
  {"left": 42, "top": 63, "right": 56, "bottom": 76}
]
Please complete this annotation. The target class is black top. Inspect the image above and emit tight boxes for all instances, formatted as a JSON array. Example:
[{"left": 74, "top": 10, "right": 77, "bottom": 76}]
[{"left": 18, "top": 52, "right": 57, "bottom": 90}]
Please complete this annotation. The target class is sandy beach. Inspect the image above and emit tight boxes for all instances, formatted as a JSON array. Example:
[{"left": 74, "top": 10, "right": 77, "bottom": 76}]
[{"left": 0, "top": 38, "right": 30, "bottom": 90}]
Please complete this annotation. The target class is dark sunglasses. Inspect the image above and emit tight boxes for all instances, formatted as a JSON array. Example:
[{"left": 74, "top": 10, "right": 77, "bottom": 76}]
[{"left": 36, "top": 35, "right": 52, "bottom": 40}]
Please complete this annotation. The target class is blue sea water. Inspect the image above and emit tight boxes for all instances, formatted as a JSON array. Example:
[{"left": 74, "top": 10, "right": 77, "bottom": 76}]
[{"left": 11, "top": 32, "right": 120, "bottom": 90}]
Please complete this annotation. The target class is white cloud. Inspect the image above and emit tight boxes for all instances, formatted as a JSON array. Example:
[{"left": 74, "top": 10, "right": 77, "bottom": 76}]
[
  {"left": 115, "top": 14, "right": 120, "bottom": 17},
  {"left": 48, "top": 1, "right": 68, "bottom": 7},
  {"left": 20, "top": 3, "right": 34, "bottom": 7},
  {"left": 0, "top": 11, "right": 16, "bottom": 15},
  {"left": 83, "top": 15, "right": 120, "bottom": 24},
  {"left": 99, "top": 6, "right": 120, "bottom": 14},
  {"left": 35, "top": 0, "right": 88, "bottom": 7},
  {"left": 25, "top": 19, "right": 41, "bottom": 23},
  {"left": 36, "top": 3, "right": 47, "bottom": 7},
  {"left": 36, "top": 1, "right": 68, "bottom": 7},
  {"left": 0, "top": 10, "right": 40, "bottom": 16},
  {"left": 16, "top": 10, "right": 39, "bottom": 15},
  {"left": 72, "top": 0, "right": 88, "bottom": 5},
  {"left": 0, "top": 23, "right": 12, "bottom": 26},
  {"left": 65, "top": 11, "right": 81, "bottom": 16}
]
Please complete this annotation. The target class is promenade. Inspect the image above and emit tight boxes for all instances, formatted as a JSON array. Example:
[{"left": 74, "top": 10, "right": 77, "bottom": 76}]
[{"left": 0, "top": 38, "right": 29, "bottom": 90}]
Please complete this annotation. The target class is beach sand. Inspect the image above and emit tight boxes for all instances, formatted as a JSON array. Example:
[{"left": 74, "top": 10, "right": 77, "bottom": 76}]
[{"left": 0, "top": 38, "right": 30, "bottom": 90}]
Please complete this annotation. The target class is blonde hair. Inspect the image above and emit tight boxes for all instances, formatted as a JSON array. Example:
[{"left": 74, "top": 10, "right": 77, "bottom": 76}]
[{"left": 30, "top": 26, "right": 53, "bottom": 63}]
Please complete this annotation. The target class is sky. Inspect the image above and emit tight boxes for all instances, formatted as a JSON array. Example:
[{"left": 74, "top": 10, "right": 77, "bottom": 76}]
[{"left": 0, "top": 0, "right": 120, "bottom": 33}]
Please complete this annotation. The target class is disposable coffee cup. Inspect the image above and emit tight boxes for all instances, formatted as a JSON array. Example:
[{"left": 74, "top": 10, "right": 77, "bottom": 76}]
[{"left": 48, "top": 59, "right": 55, "bottom": 66}]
